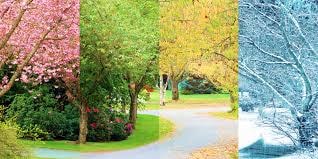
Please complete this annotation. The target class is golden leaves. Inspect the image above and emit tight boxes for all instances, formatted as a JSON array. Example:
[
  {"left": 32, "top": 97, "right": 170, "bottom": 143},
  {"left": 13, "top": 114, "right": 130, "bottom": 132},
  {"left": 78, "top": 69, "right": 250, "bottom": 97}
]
[{"left": 160, "top": 0, "right": 238, "bottom": 90}]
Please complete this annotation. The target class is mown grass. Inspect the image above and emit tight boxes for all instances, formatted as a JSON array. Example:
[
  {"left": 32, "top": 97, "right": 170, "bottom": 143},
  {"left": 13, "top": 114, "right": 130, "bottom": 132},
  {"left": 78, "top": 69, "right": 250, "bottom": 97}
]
[
  {"left": 149, "top": 90, "right": 229, "bottom": 104},
  {"left": 145, "top": 90, "right": 230, "bottom": 110},
  {"left": 23, "top": 114, "right": 174, "bottom": 152}
]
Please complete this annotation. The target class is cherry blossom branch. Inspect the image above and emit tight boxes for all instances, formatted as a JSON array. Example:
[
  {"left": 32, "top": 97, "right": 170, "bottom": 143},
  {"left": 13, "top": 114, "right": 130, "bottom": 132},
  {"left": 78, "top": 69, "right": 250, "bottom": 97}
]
[
  {"left": 0, "top": 3, "right": 74, "bottom": 97},
  {"left": 0, "top": 26, "right": 52, "bottom": 97},
  {"left": 0, "top": 0, "right": 34, "bottom": 50}
]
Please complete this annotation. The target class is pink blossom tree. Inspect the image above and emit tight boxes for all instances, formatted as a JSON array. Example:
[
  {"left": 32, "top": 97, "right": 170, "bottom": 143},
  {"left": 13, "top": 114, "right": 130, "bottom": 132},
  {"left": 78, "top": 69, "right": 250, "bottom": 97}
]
[
  {"left": 0, "top": 0, "right": 86, "bottom": 143},
  {"left": 0, "top": 0, "right": 80, "bottom": 97}
]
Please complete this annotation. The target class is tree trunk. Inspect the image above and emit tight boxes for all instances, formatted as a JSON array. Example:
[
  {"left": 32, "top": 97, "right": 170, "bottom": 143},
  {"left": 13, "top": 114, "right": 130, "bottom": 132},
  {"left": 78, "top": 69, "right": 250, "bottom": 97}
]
[
  {"left": 160, "top": 75, "right": 169, "bottom": 106},
  {"left": 298, "top": 116, "right": 314, "bottom": 148},
  {"left": 78, "top": 104, "right": 88, "bottom": 144},
  {"left": 171, "top": 79, "right": 179, "bottom": 101},
  {"left": 129, "top": 93, "right": 138, "bottom": 127},
  {"left": 160, "top": 75, "right": 165, "bottom": 106}
]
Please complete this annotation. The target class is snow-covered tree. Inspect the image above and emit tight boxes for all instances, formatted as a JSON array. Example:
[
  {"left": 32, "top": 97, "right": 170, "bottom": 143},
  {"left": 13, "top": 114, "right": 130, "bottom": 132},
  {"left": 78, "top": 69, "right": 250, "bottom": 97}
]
[{"left": 239, "top": 0, "right": 318, "bottom": 150}]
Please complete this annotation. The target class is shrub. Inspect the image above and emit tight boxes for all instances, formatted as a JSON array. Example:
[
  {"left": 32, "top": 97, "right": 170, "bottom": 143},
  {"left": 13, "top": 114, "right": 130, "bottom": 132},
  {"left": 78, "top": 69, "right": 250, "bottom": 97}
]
[
  {"left": 5, "top": 84, "right": 133, "bottom": 142},
  {"left": 0, "top": 121, "right": 29, "bottom": 158},
  {"left": 239, "top": 99, "right": 256, "bottom": 112},
  {"left": 125, "top": 123, "right": 133, "bottom": 135},
  {"left": 19, "top": 124, "right": 50, "bottom": 140},
  {"left": 6, "top": 85, "right": 79, "bottom": 141},
  {"left": 87, "top": 107, "right": 131, "bottom": 142},
  {"left": 87, "top": 108, "right": 112, "bottom": 142},
  {"left": 110, "top": 119, "right": 128, "bottom": 141},
  {"left": 181, "top": 89, "right": 193, "bottom": 95},
  {"left": 87, "top": 122, "right": 112, "bottom": 142},
  {"left": 180, "top": 76, "right": 222, "bottom": 95}
]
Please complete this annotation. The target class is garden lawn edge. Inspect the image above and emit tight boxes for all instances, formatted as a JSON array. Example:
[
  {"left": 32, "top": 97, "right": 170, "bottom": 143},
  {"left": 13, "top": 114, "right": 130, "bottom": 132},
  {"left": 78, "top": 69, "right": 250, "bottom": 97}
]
[{"left": 23, "top": 114, "right": 175, "bottom": 152}]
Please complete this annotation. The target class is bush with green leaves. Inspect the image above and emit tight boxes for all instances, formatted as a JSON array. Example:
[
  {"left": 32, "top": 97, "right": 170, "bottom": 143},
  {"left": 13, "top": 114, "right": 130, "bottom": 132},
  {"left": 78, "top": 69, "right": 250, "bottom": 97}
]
[
  {"left": 6, "top": 85, "right": 79, "bottom": 141},
  {"left": 19, "top": 124, "right": 50, "bottom": 141},
  {"left": 110, "top": 120, "right": 128, "bottom": 141},
  {"left": 87, "top": 106, "right": 131, "bottom": 142},
  {"left": 5, "top": 83, "right": 133, "bottom": 142},
  {"left": 180, "top": 76, "right": 223, "bottom": 95},
  {"left": 0, "top": 121, "right": 29, "bottom": 158}
]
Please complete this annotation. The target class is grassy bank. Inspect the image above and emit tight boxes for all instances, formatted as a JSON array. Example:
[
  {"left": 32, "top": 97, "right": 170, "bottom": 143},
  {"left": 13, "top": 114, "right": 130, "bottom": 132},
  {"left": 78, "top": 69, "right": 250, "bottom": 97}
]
[{"left": 24, "top": 114, "right": 174, "bottom": 152}]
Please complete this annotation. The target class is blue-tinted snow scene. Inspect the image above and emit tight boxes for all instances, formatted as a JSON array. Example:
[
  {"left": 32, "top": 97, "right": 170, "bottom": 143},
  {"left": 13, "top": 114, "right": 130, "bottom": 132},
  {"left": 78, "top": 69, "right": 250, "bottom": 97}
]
[{"left": 239, "top": 0, "right": 318, "bottom": 158}]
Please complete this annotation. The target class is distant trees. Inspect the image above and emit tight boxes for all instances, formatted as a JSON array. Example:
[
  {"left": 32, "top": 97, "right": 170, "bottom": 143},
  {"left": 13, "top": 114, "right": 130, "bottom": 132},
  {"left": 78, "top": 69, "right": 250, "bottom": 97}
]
[{"left": 239, "top": 0, "right": 318, "bottom": 149}]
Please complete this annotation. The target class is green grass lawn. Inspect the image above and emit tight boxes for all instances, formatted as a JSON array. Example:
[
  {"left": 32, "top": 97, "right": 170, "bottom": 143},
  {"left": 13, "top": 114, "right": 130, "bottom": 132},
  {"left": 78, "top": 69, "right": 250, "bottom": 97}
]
[
  {"left": 149, "top": 90, "right": 229, "bottom": 104},
  {"left": 23, "top": 114, "right": 174, "bottom": 152},
  {"left": 144, "top": 90, "right": 230, "bottom": 110}
]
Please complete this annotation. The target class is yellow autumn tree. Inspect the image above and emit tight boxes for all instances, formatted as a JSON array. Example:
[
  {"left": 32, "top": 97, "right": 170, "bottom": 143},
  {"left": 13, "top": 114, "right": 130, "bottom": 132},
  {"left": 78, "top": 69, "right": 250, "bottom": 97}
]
[
  {"left": 160, "top": 0, "right": 210, "bottom": 101},
  {"left": 189, "top": 0, "right": 239, "bottom": 112},
  {"left": 160, "top": 0, "right": 238, "bottom": 112}
]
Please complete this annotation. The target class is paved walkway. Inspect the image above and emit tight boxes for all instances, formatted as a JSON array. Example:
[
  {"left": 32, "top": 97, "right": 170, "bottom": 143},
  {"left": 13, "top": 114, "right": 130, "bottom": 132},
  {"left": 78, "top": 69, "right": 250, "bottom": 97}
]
[{"left": 35, "top": 107, "right": 237, "bottom": 159}]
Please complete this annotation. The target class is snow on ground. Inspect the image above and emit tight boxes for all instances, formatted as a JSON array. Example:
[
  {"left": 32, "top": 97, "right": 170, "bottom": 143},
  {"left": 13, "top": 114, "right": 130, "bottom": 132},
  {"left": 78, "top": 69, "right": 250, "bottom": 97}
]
[
  {"left": 239, "top": 109, "right": 317, "bottom": 158},
  {"left": 279, "top": 150, "right": 318, "bottom": 159},
  {"left": 239, "top": 109, "right": 294, "bottom": 149},
  {"left": 239, "top": 110, "right": 262, "bottom": 149}
]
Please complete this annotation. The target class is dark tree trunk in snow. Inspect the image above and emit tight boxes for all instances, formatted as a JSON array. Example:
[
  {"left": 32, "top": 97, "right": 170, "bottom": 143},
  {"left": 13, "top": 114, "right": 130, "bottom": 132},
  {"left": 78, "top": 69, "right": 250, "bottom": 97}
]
[{"left": 298, "top": 115, "right": 314, "bottom": 148}]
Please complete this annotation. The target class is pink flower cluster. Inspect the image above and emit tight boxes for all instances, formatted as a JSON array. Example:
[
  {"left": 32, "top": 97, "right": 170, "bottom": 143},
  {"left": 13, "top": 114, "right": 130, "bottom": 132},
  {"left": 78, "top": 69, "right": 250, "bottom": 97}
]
[
  {"left": 0, "top": 76, "right": 9, "bottom": 89},
  {"left": 90, "top": 122, "right": 97, "bottom": 129},
  {"left": 125, "top": 123, "right": 133, "bottom": 134},
  {"left": 85, "top": 107, "right": 100, "bottom": 113},
  {"left": 115, "top": 117, "right": 123, "bottom": 123},
  {"left": 0, "top": 0, "right": 80, "bottom": 85}
]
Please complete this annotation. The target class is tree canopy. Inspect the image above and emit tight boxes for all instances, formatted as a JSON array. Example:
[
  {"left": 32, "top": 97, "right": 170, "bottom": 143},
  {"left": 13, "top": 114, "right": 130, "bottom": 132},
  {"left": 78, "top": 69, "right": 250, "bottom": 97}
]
[
  {"left": 160, "top": 0, "right": 238, "bottom": 109},
  {"left": 79, "top": 0, "right": 159, "bottom": 142},
  {"left": 0, "top": 0, "right": 79, "bottom": 97},
  {"left": 239, "top": 0, "right": 318, "bottom": 148}
]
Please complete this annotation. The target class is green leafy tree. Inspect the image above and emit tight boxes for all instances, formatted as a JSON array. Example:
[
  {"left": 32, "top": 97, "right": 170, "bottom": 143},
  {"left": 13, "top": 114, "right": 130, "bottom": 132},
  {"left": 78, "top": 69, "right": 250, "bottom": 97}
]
[
  {"left": 79, "top": 0, "right": 159, "bottom": 143},
  {"left": 110, "top": 0, "right": 159, "bottom": 126}
]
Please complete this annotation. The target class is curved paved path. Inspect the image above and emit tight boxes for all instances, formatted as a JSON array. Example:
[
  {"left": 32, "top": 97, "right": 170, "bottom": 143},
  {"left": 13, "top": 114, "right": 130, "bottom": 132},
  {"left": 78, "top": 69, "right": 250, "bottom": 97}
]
[{"left": 35, "top": 107, "right": 237, "bottom": 159}]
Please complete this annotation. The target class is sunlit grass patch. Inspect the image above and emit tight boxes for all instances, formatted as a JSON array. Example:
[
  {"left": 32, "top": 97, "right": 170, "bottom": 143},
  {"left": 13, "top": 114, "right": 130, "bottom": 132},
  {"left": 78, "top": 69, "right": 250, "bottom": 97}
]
[{"left": 209, "top": 111, "right": 238, "bottom": 120}]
